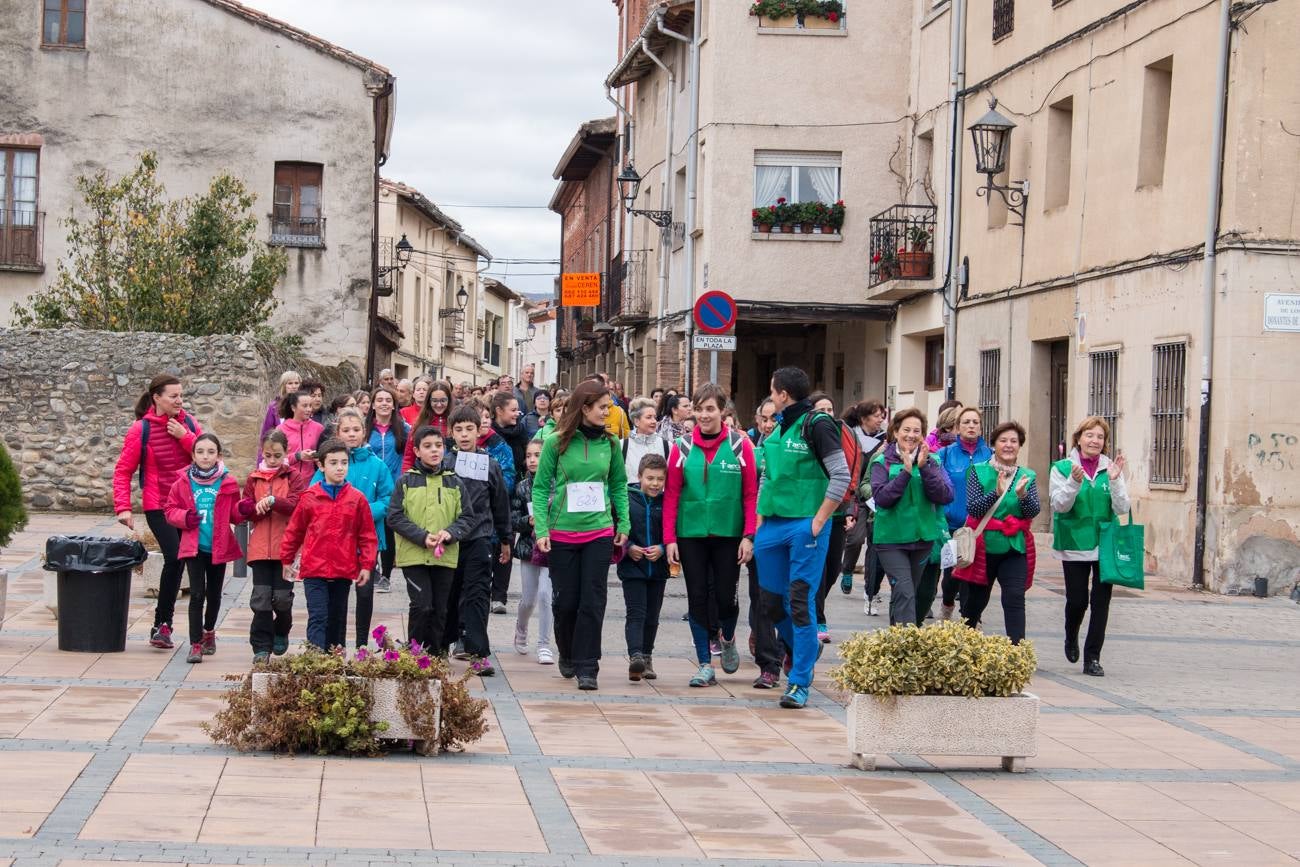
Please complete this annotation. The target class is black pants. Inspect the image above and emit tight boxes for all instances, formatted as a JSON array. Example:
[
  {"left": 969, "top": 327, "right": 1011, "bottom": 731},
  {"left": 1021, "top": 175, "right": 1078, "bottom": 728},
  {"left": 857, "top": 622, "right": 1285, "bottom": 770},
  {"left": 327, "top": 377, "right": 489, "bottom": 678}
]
[
  {"left": 961, "top": 550, "right": 1028, "bottom": 643},
  {"left": 549, "top": 536, "right": 613, "bottom": 678},
  {"left": 445, "top": 537, "right": 492, "bottom": 657},
  {"left": 941, "top": 566, "right": 968, "bottom": 608},
  {"left": 352, "top": 572, "right": 375, "bottom": 649},
  {"left": 679, "top": 535, "right": 741, "bottom": 637},
  {"left": 747, "top": 559, "right": 782, "bottom": 676},
  {"left": 379, "top": 525, "right": 396, "bottom": 580},
  {"left": 1064, "top": 560, "right": 1113, "bottom": 662},
  {"left": 864, "top": 540, "right": 887, "bottom": 598},
  {"left": 877, "top": 547, "right": 931, "bottom": 626},
  {"left": 815, "top": 516, "right": 847, "bottom": 625},
  {"left": 492, "top": 556, "right": 513, "bottom": 605},
  {"left": 405, "top": 564, "right": 455, "bottom": 654},
  {"left": 185, "top": 551, "right": 226, "bottom": 646},
  {"left": 146, "top": 509, "right": 184, "bottom": 629},
  {"left": 249, "top": 560, "right": 293, "bottom": 653},
  {"left": 840, "top": 512, "right": 870, "bottom": 575},
  {"left": 303, "top": 577, "right": 351, "bottom": 650},
  {"left": 620, "top": 577, "right": 665, "bottom": 657}
]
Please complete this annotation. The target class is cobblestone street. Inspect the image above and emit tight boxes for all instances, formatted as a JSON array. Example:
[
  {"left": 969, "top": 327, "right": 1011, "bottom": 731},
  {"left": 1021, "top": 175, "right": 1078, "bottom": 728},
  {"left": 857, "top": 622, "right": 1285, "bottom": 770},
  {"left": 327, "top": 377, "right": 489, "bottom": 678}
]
[{"left": 2, "top": 513, "right": 1299, "bottom": 866}]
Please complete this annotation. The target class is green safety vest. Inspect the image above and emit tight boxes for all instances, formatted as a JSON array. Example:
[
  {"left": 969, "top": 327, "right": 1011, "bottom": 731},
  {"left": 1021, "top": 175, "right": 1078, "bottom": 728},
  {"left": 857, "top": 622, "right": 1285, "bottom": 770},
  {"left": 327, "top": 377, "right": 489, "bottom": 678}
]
[
  {"left": 675, "top": 432, "right": 745, "bottom": 538},
  {"left": 1052, "top": 459, "right": 1114, "bottom": 551},
  {"left": 393, "top": 470, "right": 462, "bottom": 569},
  {"left": 972, "top": 463, "right": 1034, "bottom": 555},
  {"left": 870, "top": 455, "right": 944, "bottom": 545},
  {"left": 757, "top": 412, "right": 831, "bottom": 518}
]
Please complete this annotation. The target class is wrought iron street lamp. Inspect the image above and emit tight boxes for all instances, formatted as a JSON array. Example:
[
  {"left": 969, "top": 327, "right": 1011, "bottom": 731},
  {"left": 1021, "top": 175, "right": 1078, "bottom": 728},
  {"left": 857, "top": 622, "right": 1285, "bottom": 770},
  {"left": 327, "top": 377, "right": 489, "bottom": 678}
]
[
  {"left": 969, "top": 99, "right": 1029, "bottom": 224},
  {"left": 438, "top": 284, "right": 469, "bottom": 319},
  {"left": 395, "top": 233, "right": 414, "bottom": 268},
  {"left": 617, "top": 163, "right": 674, "bottom": 229},
  {"left": 527, "top": 322, "right": 537, "bottom": 341}
]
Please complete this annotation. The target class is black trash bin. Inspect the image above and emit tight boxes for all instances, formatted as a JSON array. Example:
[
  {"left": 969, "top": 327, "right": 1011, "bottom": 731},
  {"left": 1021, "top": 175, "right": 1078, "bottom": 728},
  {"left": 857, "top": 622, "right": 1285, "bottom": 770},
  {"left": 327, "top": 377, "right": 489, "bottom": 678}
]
[{"left": 44, "top": 535, "right": 148, "bottom": 653}]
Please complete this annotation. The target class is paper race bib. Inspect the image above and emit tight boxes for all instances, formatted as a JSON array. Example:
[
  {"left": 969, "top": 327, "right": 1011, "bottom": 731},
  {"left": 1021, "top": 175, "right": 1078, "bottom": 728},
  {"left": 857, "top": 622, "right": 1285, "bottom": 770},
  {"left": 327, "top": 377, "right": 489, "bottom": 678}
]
[
  {"left": 527, "top": 501, "right": 534, "bottom": 516},
  {"left": 454, "top": 450, "right": 490, "bottom": 482},
  {"left": 565, "top": 482, "right": 606, "bottom": 513}
]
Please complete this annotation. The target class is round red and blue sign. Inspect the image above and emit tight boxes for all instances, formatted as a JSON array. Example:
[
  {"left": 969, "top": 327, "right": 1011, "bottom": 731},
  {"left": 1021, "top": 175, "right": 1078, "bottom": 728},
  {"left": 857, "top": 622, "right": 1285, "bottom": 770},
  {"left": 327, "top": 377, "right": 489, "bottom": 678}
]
[{"left": 693, "top": 290, "right": 737, "bottom": 335}]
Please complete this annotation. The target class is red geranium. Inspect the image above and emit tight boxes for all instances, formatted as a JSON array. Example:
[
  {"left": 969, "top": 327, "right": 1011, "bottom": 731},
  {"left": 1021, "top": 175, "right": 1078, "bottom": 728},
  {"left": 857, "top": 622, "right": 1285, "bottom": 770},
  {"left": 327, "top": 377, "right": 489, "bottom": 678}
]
[{"left": 828, "top": 11, "right": 839, "bottom": 22}]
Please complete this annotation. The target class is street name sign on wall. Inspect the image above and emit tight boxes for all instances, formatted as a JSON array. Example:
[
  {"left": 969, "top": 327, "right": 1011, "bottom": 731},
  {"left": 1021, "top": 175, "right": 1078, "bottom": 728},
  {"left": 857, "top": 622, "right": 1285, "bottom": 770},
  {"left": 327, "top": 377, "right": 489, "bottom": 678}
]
[
  {"left": 561, "top": 273, "right": 600, "bottom": 307},
  {"left": 693, "top": 333, "right": 737, "bottom": 351},
  {"left": 1264, "top": 294, "right": 1300, "bottom": 332}
]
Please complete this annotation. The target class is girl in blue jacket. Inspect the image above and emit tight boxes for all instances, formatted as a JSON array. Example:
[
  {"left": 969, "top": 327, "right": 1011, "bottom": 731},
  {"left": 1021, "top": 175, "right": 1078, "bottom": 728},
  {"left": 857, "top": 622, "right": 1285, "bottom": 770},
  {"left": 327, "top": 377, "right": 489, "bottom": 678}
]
[{"left": 366, "top": 387, "right": 408, "bottom": 590}]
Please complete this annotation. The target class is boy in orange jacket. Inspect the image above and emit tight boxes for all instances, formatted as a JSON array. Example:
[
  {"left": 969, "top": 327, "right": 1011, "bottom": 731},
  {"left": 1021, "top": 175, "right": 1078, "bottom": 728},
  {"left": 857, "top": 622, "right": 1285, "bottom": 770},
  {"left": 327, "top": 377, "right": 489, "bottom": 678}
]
[{"left": 280, "top": 439, "right": 378, "bottom": 651}]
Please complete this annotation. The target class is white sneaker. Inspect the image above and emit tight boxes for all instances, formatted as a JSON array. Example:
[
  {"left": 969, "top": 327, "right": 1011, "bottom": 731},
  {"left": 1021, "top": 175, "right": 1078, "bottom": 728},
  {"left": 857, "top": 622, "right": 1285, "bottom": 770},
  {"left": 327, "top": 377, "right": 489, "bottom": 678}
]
[
  {"left": 491, "top": 601, "right": 508, "bottom": 615},
  {"left": 513, "top": 626, "right": 528, "bottom": 655},
  {"left": 537, "top": 646, "right": 554, "bottom": 665},
  {"left": 941, "top": 603, "right": 956, "bottom": 621},
  {"left": 864, "top": 595, "right": 878, "bottom": 616}
]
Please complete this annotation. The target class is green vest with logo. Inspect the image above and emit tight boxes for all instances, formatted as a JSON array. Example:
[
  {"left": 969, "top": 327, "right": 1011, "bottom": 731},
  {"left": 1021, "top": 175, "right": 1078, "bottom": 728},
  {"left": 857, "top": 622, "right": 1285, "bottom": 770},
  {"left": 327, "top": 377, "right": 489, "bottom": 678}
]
[
  {"left": 870, "top": 455, "right": 944, "bottom": 545},
  {"left": 393, "top": 471, "right": 462, "bottom": 569},
  {"left": 972, "top": 463, "right": 1034, "bottom": 555},
  {"left": 676, "top": 433, "right": 745, "bottom": 538},
  {"left": 1052, "top": 459, "right": 1113, "bottom": 551},
  {"left": 757, "top": 412, "right": 830, "bottom": 518}
]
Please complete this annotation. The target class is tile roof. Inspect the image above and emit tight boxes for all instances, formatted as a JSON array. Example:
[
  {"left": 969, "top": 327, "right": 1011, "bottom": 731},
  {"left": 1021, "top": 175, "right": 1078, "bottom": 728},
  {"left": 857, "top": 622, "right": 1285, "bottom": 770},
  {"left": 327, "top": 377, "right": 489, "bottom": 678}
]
[{"left": 380, "top": 178, "right": 493, "bottom": 261}]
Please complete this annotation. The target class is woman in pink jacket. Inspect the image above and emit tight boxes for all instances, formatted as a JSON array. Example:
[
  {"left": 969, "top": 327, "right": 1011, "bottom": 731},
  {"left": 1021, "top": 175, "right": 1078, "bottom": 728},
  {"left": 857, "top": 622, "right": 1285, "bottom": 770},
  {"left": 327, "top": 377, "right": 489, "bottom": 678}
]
[
  {"left": 112, "top": 374, "right": 204, "bottom": 651},
  {"left": 276, "top": 390, "right": 325, "bottom": 489}
]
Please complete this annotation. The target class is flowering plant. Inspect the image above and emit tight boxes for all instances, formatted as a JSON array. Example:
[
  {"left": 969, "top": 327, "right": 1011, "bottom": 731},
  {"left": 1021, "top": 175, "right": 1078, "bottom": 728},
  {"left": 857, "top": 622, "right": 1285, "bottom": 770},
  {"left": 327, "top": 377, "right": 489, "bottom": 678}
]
[
  {"left": 752, "top": 205, "right": 778, "bottom": 227},
  {"left": 749, "top": 0, "right": 844, "bottom": 22},
  {"left": 829, "top": 200, "right": 847, "bottom": 231}
]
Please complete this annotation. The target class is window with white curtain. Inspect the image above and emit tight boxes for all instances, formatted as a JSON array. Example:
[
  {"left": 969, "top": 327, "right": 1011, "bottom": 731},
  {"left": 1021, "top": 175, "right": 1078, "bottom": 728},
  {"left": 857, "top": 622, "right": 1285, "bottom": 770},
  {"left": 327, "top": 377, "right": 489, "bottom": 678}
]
[{"left": 753, "top": 151, "right": 841, "bottom": 206}]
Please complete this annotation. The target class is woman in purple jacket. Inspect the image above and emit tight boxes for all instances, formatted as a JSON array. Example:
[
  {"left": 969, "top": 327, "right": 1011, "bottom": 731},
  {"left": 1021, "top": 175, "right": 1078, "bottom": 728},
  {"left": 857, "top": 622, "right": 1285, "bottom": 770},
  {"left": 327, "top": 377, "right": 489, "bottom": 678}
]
[
  {"left": 868, "top": 408, "right": 953, "bottom": 627},
  {"left": 260, "top": 370, "right": 301, "bottom": 438}
]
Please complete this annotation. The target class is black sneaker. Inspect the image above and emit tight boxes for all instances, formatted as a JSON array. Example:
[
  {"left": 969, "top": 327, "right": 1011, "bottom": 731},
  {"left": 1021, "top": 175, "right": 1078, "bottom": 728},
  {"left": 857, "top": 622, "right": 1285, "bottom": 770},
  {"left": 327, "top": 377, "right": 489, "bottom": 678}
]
[
  {"left": 272, "top": 635, "right": 289, "bottom": 656},
  {"left": 1065, "top": 633, "right": 1080, "bottom": 664},
  {"left": 1083, "top": 659, "right": 1105, "bottom": 677},
  {"left": 577, "top": 675, "right": 598, "bottom": 691},
  {"left": 558, "top": 658, "right": 576, "bottom": 679}
]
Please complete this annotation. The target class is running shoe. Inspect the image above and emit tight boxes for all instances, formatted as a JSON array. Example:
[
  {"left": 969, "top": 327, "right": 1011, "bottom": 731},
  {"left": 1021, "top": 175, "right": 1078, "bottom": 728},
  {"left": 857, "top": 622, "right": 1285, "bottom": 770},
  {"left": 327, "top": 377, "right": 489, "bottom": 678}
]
[
  {"left": 839, "top": 573, "right": 853, "bottom": 594},
  {"left": 577, "top": 675, "right": 599, "bottom": 691},
  {"left": 453, "top": 641, "right": 471, "bottom": 661},
  {"left": 558, "top": 658, "right": 576, "bottom": 678},
  {"left": 709, "top": 638, "right": 722, "bottom": 657},
  {"left": 719, "top": 638, "right": 740, "bottom": 674},
  {"left": 780, "top": 684, "right": 809, "bottom": 709},
  {"left": 941, "top": 603, "right": 956, "bottom": 621},
  {"left": 149, "top": 624, "right": 174, "bottom": 650},
  {"left": 201, "top": 630, "right": 217, "bottom": 655},
  {"left": 537, "top": 646, "right": 554, "bottom": 665},
  {"left": 491, "top": 601, "right": 508, "bottom": 615},
  {"left": 252, "top": 651, "right": 270, "bottom": 664},
  {"left": 470, "top": 657, "right": 495, "bottom": 677},
  {"left": 689, "top": 664, "right": 717, "bottom": 687},
  {"left": 817, "top": 624, "right": 830, "bottom": 644},
  {"left": 186, "top": 643, "right": 203, "bottom": 664},
  {"left": 513, "top": 626, "right": 528, "bottom": 655},
  {"left": 272, "top": 635, "right": 289, "bottom": 655},
  {"left": 864, "top": 594, "right": 879, "bottom": 616},
  {"left": 375, "top": 575, "right": 391, "bottom": 593},
  {"left": 753, "top": 671, "right": 780, "bottom": 689}
]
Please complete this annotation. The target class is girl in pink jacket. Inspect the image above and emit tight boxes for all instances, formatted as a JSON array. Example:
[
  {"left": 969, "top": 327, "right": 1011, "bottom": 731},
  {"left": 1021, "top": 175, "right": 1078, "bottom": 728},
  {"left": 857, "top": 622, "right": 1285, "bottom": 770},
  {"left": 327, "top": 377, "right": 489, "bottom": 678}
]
[
  {"left": 164, "top": 433, "right": 250, "bottom": 664},
  {"left": 277, "top": 391, "right": 325, "bottom": 489},
  {"left": 111, "top": 374, "right": 204, "bottom": 651}
]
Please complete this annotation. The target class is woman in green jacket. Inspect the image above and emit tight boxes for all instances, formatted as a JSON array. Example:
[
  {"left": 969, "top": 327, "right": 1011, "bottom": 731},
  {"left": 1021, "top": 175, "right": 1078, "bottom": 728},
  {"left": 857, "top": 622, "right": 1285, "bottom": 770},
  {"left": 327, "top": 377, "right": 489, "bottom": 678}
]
[{"left": 533, "top": 380, "right": 630, "bottom": 691}]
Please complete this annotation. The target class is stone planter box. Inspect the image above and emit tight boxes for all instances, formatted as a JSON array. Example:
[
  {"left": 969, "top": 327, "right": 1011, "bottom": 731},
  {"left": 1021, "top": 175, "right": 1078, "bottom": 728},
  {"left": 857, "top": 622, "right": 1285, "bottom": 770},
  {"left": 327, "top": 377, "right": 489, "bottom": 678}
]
[
  {"left": 251, "top": 672, "right": 442, "bottom": 754},
  {"left": 847, "top": 692, "right": 1039, "bottom": 772}
]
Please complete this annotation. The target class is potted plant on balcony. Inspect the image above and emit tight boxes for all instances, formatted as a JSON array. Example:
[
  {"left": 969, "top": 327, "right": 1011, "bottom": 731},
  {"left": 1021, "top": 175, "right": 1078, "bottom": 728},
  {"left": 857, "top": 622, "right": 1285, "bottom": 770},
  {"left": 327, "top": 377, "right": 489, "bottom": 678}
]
[
  {"left": 797, "top": 202, "right": 817, "bottom": 234},
  {"left": 752, "top": 205, "right": 776, "bottom": 233},
  {"left": 774, "top": 198, "right": 795, "bottom": 234},
  {"left": 828, "top": 200, "right": 846, "bottom": 234},
  {"left": 873, "top": 246, "right": 897, "bottom": 281},
  {"left": 831, "top": 621, "right": 1039, "bottom": 772},
  {"left": 898, "top": 225, "right": 933, "bottom": 278}
]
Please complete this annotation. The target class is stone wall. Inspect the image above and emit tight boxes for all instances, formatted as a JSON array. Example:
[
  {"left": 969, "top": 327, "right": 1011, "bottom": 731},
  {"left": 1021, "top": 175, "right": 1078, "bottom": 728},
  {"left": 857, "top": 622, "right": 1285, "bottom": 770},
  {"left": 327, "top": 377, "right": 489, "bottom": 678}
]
[{"left": 0, "top": 329, "right": 360, "bottom": 511}]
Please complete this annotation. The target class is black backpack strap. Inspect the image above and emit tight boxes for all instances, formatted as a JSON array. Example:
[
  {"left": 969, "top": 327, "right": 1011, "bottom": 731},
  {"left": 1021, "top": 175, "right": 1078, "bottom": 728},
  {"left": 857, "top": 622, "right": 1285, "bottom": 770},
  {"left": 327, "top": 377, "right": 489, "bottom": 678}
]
[{"left": 137, "top": 419, "right": 151, "bottom": 488}]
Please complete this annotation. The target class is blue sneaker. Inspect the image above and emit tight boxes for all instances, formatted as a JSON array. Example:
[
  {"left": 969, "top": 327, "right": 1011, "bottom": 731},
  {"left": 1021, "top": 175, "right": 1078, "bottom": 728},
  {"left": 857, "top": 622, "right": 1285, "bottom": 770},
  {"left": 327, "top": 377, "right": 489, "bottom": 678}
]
[
  {"left": 839, "top": 573, "right": 853, "bottom": 594},
  {"left": 780, "top": 684, "right": 809, "bottom": 709}
]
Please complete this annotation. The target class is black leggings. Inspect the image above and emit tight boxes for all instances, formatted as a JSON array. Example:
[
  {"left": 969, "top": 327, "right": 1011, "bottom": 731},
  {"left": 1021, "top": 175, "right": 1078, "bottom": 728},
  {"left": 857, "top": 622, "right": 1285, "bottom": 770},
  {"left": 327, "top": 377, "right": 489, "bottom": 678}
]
[
  {"left": 960, "top": 550, "right": 1027, "bottom": 643},
  {"left": 379, "top": 525, "right": 396, "bottom": 580},
  {"left": 1064, "top": 560, "right": 1113, "bottom": 662},
  {"left": 678, "top": 536, "right": 741, "bottom": 636},
  {"left": 145, "top": 510, "right": 184, "bottom": 629},
  {"left": 353, "top": 573, "right": 374, "bottom": 649},
  {"left": 816, "top": 516, "right": 847, "bottom": 625},
  {"left": 549, "top": 536, "right": 613, "bottom": 678},
  {"left": 249, "top": 560, "right": 293, "bottom": 653},
  {"left": 185, "top": 551, "right": 226, "bottom": 646}
]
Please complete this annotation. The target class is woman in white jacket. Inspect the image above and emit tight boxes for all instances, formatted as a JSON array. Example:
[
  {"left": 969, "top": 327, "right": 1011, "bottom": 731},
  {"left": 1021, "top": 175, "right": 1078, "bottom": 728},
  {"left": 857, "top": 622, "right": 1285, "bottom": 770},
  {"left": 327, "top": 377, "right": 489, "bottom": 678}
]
[
  {"left": 1049, "top": 416, "right": 1130, "bottom": 677},
  {"left": 623, "top": 398, "right": 670, "bottom": 479}
]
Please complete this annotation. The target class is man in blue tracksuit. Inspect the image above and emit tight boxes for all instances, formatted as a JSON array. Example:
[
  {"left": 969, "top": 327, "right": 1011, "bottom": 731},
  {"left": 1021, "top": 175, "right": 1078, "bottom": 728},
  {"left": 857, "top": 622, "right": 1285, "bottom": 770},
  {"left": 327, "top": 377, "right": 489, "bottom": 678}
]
[{"left": 753, "top": 367, "right": 850, "bottom": 709}]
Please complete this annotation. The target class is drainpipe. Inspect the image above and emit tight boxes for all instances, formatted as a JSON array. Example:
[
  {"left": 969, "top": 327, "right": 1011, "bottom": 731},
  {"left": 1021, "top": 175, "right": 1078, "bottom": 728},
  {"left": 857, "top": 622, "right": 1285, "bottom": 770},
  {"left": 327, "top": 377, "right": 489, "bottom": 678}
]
[
  {"left": 606, "top": 83, "right": 634, "bottom": 266},
  {"left": 656, "top": 13, "right": 695, "bottom": 392},
  {"left": 1192, "top": 0, "right": 1232, "bottom": 591},
  {"left": 366, "top": 74, "right": 396, "bottom": 383},
  {"left": 941, "top": 0, "right": 968, "bottom": 401},
  {"left": 640, "top": 35, "right": 675, "bottom": 365}
]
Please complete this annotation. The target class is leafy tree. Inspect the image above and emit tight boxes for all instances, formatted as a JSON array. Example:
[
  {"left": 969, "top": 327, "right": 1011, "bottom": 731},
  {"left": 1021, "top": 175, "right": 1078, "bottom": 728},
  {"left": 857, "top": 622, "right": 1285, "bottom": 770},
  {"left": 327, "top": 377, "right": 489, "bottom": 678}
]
[
  {"left": 13, "top": 152, "right": 287, "bottom": 335},
  {"left": 0, "top": 442, "right": 28, "bottom": 550}
]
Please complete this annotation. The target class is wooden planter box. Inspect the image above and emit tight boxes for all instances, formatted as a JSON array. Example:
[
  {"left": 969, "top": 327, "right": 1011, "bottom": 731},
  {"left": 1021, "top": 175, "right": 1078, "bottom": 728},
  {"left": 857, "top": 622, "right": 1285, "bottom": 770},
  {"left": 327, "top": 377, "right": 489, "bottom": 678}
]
[
  {"left": 251, "top": 673, "right": 442, "bottom": 754},
  {"left": 847, "top": 692, "right": 1038, "bottom": 772}
]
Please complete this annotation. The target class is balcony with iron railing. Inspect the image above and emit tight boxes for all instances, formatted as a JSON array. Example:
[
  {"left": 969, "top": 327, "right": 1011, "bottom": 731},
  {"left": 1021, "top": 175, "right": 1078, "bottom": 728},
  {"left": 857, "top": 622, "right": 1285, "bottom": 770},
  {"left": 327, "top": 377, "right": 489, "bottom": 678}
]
[
  {"left": 268, "top": 214, "right": 326, "bottom": 248},
  {"left": 867, "top": 204, "right": 936, "bottom": 301},
  {"left": 0, "top": 209, "right": 45, "bottom": 271},
  {"left": 610, "top": 249, "right": 650, "bottom": 325}
]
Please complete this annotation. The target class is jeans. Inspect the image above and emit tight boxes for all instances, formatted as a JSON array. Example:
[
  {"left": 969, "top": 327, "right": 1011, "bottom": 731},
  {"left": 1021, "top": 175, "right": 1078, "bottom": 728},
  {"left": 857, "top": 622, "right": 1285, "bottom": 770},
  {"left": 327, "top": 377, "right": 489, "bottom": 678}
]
[
  {"left": 961, "top": 550, "right": 1028, "bottom": 643},
  {"left": 303, "top": 577, "right": 352, "bottom": 650},
  {"left": 620, "top": 577, "right": 665, "bottom": 658},
  {"left": 492, "top": 556, "right": 513, "bottom": 605},
  {"left": 679, "top": 536, "right": 741, "bottom": 664},
  {"left": 1064, "top": 560, "right": 1112, "bottom": 661},
  {"left": 549, "top": 536, "right": 613, "bottom": 678},
  {"left": 185, "top": 551, "right": 225, "bottom": 646},
  {"left": 249, "top": 560, "right": 293, "bottom": 654},
  {"left": 353, "top": 572, "right": 375, "bottom": 649},
  {"left": 515, "top": 561, "right": 553, "bottom": 650},
  {"left": 447, "top": 537, "right": 492, "bottom": 658},
  {"left": 746, "top": 559, "right": 782, "bottom": 676},
  {"left": 816, "top": 516, "right": 847, "bottom": 625},
  {"left": 404, "top": 564, "right": 455, "bottom": 654},
  {"left": 876, "top": 547, "right": 931, "bottom": 627},
  {"left": 145, "top": 509, "right": 184, "bottom": 629},
  {"left": 754, "top": 516, "right": 830, "bottom": 689}
]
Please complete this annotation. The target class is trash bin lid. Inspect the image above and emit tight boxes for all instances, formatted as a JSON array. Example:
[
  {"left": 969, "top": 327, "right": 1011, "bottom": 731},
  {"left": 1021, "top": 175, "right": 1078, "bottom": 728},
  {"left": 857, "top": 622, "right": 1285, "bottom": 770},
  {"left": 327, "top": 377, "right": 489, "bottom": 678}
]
[{"left": 43, "top": 535, "right": 149, "bottom": 573}]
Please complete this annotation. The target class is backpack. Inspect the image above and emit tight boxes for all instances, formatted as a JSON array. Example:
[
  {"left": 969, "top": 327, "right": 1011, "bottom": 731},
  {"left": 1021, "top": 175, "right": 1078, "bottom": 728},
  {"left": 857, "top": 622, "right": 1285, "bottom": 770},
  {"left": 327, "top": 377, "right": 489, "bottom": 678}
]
[
  {"left": 801, "top": 413, "right": 860, "bottom": 509},
  {"left": 138, "top": 414, "right": 198, "bottom": 487},
  {"left": 673, "top": 429, "right": 746, "bottom": 468}
]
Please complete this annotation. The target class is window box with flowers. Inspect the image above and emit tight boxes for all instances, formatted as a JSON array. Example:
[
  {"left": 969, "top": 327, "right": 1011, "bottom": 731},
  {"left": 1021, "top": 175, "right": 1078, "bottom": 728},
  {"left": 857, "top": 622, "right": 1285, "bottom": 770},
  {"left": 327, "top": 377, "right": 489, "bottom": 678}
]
[
  {"left": 751, "top": 0, "right": 846, "bottom": 31},
  {"left": 752, "top": 198, "right": 845, "bottom": 238}
]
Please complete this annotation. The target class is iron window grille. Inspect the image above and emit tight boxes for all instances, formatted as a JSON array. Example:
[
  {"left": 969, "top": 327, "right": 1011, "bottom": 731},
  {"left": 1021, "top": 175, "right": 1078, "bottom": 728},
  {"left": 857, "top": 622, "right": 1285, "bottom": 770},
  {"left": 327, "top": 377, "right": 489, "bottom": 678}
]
[
  {"left": 868, "top": 203, "right": 936, "bottom": 287},
  {"left": 1150, "top": 342, "right": 1187, "bottom": 485},
  {"left": 993, "top": 0, "right": 1014, "bottom": 40},
  {"left": 0, "top": 209, "right": 44, "bottom": 270},
  {"left": 1088, "top": 349, "right": 1121, "bottom": 457},
  {"left": 979, "top": 349, "right": 1001, "bottom": 431}
]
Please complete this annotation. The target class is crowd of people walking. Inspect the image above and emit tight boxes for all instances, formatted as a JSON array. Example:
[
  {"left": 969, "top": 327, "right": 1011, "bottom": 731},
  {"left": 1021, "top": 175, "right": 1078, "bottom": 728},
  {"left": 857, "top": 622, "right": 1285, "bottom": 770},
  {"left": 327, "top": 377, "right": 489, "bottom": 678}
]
[{"left": 111, "top": 360, "right": 1132, "bottom": 701}]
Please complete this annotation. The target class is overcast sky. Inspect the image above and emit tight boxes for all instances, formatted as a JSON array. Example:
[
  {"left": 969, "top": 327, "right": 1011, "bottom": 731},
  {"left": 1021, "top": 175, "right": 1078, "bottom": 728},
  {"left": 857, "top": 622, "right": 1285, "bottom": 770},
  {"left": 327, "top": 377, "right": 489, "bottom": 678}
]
[{"left": 246, "top": 0, "right": 617, "bottom": 298}]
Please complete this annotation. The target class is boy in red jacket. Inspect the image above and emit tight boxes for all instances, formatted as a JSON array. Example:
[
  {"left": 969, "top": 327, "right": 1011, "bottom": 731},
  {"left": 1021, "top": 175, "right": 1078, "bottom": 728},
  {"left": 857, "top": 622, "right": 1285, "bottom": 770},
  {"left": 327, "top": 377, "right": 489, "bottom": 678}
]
[
  {"left": 241, "top": 429, "right": 306, "bottom": 661},
  {"left": 280, "top": 438, "right": 378, "bottom": 651}
]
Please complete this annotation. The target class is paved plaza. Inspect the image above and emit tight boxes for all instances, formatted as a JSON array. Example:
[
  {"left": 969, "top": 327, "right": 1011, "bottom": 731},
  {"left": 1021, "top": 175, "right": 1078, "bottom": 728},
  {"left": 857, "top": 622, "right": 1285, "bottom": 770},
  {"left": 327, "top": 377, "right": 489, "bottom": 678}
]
[{"left": 1, "top": 512, "right": 1299, "bottom": 866}]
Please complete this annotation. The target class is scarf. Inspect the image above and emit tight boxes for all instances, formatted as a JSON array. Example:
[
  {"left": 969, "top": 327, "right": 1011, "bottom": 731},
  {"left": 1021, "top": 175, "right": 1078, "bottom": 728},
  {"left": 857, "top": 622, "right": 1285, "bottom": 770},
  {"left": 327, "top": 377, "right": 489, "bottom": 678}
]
[
  {"left": 990, "top": 457, "right": 1020, "bottom": 476},
  {"left": 937, "top": 430, "right": 958, "bottom": 447},
  {"left": 960, "top": 437, "right": 980, "bottom": 456},
  {"left": 1080, "top": 454, "right": 1101, "bottom": 479},
  {"left": 188, "top": 462, "right": 222, "bottom": 484}
]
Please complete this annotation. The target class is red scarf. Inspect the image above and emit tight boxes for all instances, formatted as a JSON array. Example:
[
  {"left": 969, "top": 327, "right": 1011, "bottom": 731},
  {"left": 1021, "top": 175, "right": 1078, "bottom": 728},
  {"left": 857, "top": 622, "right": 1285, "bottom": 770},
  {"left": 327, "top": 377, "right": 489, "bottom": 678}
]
[{"left": 953, "top": 515, "right": 1036, "bottom": 588}]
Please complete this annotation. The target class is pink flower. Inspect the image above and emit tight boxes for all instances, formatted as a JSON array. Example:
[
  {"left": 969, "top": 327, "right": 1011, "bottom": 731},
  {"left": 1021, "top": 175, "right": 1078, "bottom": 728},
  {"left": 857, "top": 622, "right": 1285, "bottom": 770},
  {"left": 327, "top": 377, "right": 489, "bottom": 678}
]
[
  {"left": 383, "top": 649, "right": 401, "bottom": 662},
  {"left": 409, "top": 640, "right": 424, "bottom": 656},
  {"left": 417, "top": 656, "right": 432, "bottom": 670},
  {"left": 777, "top": 197, "right": 786, "bottom": 204},
  {"left": 371, "top": 625, "right": 388, "bottom": 643},
  {"left": 355, "top": 648, "right": 369, "bottom": 661}
]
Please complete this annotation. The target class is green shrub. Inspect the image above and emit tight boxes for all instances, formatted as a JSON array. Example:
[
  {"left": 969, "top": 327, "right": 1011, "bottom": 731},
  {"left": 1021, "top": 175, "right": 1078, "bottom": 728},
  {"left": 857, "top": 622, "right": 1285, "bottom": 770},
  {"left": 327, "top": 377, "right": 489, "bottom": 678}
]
[
  {"left": 830, "top": 621, "right": 1036, "bottom": 698},
  {"left": 0, "top": 442, "right": 28, "bottom": 551}
]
